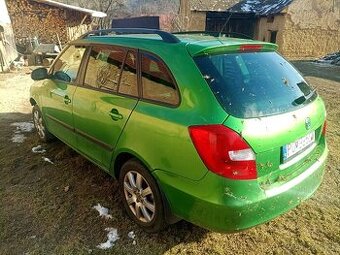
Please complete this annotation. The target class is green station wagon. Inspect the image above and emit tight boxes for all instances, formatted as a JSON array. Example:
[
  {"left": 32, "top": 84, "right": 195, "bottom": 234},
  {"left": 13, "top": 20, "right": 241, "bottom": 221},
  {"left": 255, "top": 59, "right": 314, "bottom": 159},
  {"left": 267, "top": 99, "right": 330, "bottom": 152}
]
[{"left": 30, "top": 28, "right": 328, "bottom": 232}]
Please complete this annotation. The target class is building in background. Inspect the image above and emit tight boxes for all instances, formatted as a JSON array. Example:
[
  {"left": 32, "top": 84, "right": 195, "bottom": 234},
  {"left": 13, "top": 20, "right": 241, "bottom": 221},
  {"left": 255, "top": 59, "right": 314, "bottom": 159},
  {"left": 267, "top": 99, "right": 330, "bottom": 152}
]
[
  {"left": 207, "top": 0, "right": 340, "bottom": 58},
  {"left": 0, "top": 0, "right": 17, "bottom": 72},
  {"left": 6, "top": 0, "right": 106, "bottom": 45},
  {"left": 178, "top": 0, "right": 240, "bottom": 31}
]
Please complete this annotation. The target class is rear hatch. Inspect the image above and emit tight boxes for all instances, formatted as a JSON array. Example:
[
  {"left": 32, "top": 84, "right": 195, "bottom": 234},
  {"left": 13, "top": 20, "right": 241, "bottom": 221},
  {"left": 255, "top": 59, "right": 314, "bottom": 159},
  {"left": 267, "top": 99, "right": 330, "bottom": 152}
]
[{"left": 192, "top": 43, "right": 326, "bottom": 182}]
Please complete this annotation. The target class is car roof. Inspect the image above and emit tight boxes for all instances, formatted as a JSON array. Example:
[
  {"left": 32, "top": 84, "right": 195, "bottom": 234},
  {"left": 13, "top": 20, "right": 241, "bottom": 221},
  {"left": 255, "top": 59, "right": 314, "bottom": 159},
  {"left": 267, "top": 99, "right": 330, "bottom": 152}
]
[{"left": 73, "top": 30, "right": 278, "bottom": 57}]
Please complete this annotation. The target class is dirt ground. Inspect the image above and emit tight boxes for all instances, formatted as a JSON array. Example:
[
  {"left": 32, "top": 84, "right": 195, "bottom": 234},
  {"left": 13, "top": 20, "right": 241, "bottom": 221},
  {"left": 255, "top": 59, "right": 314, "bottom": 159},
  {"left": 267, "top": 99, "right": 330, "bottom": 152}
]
[{"left": 0, "top": 63, "right": 339, "bottom": 255}]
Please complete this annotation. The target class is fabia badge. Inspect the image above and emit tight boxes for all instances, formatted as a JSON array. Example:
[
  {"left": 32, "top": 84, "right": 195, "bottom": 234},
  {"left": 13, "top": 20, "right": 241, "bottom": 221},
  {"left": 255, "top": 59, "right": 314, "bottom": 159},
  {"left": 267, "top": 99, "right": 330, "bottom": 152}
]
[{"left": 305, "top": 117, "right": 311, "bottom": 130}]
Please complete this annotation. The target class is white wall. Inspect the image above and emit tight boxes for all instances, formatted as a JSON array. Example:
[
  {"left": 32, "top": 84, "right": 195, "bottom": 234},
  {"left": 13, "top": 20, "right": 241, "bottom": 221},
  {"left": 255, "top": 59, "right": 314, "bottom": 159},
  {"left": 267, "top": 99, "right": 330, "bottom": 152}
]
[
  {"left": 0, "top": 0, "right": 18, "bottom": 71},
  {"left": 0, "top": 0, "right": 11, "bottom": 24}
]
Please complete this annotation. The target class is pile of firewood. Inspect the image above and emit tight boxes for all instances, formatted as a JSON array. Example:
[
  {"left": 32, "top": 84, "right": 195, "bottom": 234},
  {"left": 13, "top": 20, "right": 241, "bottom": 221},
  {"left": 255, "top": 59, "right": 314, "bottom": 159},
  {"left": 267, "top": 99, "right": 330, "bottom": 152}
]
[{"left": 7, "top": 0, "right": 69, "bottom": 44}]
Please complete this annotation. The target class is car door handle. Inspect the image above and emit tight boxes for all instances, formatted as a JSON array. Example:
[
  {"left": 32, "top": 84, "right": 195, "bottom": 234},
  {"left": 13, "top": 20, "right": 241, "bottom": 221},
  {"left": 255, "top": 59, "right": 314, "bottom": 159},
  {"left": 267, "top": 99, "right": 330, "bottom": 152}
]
[
  {"left": 109, "top": 109, "right": 123, "bottom": 120},
  {"left": 64, "top": 95, "right": 71, "bottom": 105}
]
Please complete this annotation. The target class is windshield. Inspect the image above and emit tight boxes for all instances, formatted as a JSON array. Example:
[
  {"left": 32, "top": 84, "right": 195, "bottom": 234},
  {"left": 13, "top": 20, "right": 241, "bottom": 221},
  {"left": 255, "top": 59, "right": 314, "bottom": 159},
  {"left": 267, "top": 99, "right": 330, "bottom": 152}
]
[{"left": 194, "top": 52, "right": 317, "bottom": 118}]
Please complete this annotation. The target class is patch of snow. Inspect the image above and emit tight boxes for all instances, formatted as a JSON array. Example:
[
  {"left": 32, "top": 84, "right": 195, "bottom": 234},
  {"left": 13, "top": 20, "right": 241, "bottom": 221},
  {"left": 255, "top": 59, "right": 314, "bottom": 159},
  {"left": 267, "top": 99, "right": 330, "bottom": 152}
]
[
  {"left": 128, "top": 231, "right": 135, "bottom": 239},
  {"left": 97, "top": 228, "right": 119, "bottom": 250},
  {"left": 10, "top": 122, "right": 34, "bottom": 133},
  {"left": 11, "top": 133, "right": 26, "bottom": 143},
  {"left": 241, "top": 3, "right": 252, "bottom": 12},
  {"left": 237, "top": 0, "right": 293, "bottom": 15},
  {"left": 10, "top": 121, "right": 35, "bottom": 143},
  {"left": 32, "top": 145, "right": 46, "bottom": 154},
  {"left": 93, "top": 203, "right": 112, "bottom": 219},
  {"left": 132, "top": 240, "right": 136, "bottom": 245},
  {"left": 42, "top": 157, "right": 54, "bottom": 164}
]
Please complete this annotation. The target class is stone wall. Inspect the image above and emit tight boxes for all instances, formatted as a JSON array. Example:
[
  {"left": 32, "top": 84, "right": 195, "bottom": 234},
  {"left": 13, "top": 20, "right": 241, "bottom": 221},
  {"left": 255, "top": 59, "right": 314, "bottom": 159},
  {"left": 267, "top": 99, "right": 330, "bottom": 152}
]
[
  {"left": 281, "top": 0, "right": 340, "bottom": 58},
  {"left": 188, "top": 11, "right": 206, "bottom": 30},
  {"left": 254, "top": 15, "right": 286, "bottom": 50},
  {"left": 177, "top": 0, "right": 206, "bottom": 31}
]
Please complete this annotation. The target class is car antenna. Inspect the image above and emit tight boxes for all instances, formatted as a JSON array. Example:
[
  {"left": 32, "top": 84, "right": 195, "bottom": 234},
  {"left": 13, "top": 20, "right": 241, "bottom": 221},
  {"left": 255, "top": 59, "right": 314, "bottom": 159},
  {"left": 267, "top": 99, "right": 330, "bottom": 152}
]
[{"left": 218, "top": 12, "right": 233, "bottom": 37}]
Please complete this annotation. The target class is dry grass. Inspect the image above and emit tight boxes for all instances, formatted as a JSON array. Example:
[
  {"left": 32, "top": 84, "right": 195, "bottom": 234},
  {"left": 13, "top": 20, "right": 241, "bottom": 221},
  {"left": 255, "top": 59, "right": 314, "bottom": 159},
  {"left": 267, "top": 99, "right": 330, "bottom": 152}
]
[{"left": 0, "top": 70, "right": 339, "bottom": 255}]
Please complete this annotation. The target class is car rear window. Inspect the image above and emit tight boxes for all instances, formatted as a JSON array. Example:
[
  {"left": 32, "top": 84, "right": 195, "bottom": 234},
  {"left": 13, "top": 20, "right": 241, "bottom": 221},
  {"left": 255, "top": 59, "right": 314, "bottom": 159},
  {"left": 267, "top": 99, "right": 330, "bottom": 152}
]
[{"left": 194, "top": 52, "right": 317, "bottom": 118}]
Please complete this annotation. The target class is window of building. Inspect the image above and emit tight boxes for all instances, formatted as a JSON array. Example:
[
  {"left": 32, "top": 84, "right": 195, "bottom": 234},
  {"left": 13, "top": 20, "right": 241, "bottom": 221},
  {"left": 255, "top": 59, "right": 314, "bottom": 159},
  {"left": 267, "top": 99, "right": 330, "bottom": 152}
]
[
  {"left": 118, "top": 51, "right": 138, "bottom": 97},
  {"left": 141, "top": 53, "right": 179, "bottom": 105},
  {"left": 270, "top": 30, "right": 278, "bottom": 43},
  {"left": 84, "top": 45, "right": 126, "bottom": 92},
  {"left": 267, "top": 16, "right": 275, "bottom": 23},
  {"left": 52, "top": 45, "right": 85, "bottom": 83}
]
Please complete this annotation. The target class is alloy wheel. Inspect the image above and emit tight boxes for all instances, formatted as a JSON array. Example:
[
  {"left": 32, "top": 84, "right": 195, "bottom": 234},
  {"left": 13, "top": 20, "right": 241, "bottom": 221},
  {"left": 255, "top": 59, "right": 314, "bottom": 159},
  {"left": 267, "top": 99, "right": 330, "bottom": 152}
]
[
  {"left": 33, "top": 110, "right": 45, "bottom": 139},
  {"left": 123, "top": 171, "right": 155, "bottom": 223}
]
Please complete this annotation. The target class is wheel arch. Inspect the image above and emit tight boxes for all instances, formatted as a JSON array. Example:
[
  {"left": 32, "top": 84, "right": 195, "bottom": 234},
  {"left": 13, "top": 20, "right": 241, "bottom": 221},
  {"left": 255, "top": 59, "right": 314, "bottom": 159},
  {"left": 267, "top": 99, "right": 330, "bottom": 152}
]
[
  {"left": 112, "top": 150, "right": 152, "bottom": 179},
  {"left": 30, "top": 97, "right": 37, "bottom": 106},
  {"left": 112, "top": 150, "right": 180, "bottom": 224}
]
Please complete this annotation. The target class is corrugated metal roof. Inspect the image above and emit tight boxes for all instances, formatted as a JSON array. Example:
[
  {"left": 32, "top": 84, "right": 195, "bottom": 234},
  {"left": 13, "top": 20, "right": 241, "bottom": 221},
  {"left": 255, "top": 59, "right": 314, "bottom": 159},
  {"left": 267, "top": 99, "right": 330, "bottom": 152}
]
[
  {"left": 228, "top": 0, "right": 293, "bottom": 15},
  {"left": 190, "top": 0, "right": 241, "bottom": 12},
  {"left": 32, "top": 0, "right": 107, "bottom": 18}
]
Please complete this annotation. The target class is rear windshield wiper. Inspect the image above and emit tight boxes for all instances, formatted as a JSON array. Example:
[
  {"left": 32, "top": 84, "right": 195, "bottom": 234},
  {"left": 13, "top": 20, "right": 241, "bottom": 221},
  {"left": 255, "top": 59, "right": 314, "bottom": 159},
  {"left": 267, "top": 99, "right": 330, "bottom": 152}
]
[{"left": 292, "top": 89, "right": 316, "bottom": 106}]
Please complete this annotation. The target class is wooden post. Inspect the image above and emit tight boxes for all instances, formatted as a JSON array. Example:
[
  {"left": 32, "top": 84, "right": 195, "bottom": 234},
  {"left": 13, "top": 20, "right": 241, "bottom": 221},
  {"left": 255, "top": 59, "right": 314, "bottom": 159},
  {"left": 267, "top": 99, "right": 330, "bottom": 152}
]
[
  {"left": 0, "top": 48, "right": 4, "bottom": 72},
  {"left": 56, "top": 33, "right": 62, "bottom": 50}
]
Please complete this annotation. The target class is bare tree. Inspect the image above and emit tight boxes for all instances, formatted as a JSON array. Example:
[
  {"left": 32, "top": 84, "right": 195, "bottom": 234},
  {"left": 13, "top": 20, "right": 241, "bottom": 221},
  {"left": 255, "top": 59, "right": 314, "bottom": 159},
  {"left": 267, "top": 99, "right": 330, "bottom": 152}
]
[{"left": 60, "top": 0, "right": 131, "bottom": 28}]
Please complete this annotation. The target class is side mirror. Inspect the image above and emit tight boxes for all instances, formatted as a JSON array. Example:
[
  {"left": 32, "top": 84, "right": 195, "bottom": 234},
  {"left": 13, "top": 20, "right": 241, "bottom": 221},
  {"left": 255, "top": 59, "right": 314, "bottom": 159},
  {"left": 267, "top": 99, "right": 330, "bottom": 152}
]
[
  {"left": 31, "top": 67, "right": 49, "bottom": 81},
  {"left": 54, "top": 71, "right": 71, "bottom": 83}
]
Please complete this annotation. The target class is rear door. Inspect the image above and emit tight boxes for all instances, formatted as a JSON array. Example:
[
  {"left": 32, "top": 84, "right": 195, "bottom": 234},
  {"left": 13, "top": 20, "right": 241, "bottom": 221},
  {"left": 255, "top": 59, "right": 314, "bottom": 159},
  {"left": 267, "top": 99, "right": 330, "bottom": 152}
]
[
  {"left": 42, "top": 45, "right": 86, "bottom": 147},
  {"left": 194, "top": 51, "right": 326, "bottom": 181},
  {"left": 72, "top": 45, "right": 139, "bottom": 169}
]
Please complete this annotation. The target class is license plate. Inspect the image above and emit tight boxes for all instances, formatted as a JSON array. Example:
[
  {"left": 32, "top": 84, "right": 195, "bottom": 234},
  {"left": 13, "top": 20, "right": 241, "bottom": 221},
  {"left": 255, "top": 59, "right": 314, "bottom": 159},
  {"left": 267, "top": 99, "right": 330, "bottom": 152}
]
[{"left": 282, "top": 132, "right": 315, "bottom": 162}]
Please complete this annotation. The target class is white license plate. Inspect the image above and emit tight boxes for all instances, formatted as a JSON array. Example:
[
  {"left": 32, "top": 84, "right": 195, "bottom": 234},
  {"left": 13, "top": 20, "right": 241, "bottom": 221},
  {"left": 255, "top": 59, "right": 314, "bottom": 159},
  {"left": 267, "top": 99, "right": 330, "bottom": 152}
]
[{"left": 282, "top": 132, "right": 315, "bottom": 161}]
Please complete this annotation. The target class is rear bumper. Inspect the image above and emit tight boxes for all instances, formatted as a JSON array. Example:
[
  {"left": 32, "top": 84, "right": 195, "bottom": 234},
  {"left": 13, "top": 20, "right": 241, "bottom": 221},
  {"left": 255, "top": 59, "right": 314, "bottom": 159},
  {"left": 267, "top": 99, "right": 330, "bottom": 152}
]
[{"left": 154, "top": 145, "right": 328, "bottom": 232}]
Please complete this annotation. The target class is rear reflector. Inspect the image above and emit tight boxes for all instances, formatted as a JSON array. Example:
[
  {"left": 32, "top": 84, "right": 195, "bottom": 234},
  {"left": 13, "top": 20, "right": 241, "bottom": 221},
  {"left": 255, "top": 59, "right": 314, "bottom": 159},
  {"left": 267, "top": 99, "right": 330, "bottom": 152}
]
[
  {"left": 189, "top": 125, "right": 257, "bottom": 180},
  {"left": 239, "top": 44, "right": 263, "bottom": 52}
]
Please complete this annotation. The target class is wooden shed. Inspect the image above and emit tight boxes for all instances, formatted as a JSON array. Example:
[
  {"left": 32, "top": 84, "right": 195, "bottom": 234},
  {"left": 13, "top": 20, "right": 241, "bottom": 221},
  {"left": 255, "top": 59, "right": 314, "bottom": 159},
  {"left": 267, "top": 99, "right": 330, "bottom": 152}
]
[{"left": 6, "top": 0, "right": 107, "bottom": 45}]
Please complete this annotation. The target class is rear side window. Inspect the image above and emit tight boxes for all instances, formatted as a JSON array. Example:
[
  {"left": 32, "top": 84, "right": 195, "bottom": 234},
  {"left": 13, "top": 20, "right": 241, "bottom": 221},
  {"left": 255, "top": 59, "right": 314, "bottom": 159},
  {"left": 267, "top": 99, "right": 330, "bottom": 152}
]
[
  {"left": 118, "top": 51, "right": 138, "bottom": 97},
  {"left": 195, "top": 52, "right": 316, "bottom": 118},
  {"left": 52, "top": 45, "right": 85, "bottom": 82},
  {"left": 84, "top": 45, "right": 125, "bottom": 92},
  {"left": 141, "top": 53, "right": 179, "bottom": 105}
]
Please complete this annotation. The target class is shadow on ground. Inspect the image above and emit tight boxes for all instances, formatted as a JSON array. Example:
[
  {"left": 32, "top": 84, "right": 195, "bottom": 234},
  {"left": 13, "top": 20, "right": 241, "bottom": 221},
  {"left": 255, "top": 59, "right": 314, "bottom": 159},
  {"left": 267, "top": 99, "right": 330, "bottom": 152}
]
[
  {"left": 0, "top": 112, "right": 208, "bottom": 255},
  {"left": 1, "top": 75, "right": 340, "bottom": 255}
]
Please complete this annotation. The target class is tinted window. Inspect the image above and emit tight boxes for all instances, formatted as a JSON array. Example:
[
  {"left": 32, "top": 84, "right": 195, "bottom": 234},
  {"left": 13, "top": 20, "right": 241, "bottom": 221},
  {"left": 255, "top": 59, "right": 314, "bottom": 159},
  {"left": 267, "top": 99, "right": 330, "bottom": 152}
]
[
  {"left": 195, "top": 52, "right": 316, "bottom": 118},
  {"left": 84, "top": 45, "right": 126, "bottom": 92},
  {"left": 141, "top": 53, "right": 179, "bottom": 105},
  {"left": 118, "top": 51, "right": 138, "bottom": 97},
  {"left": 52, "top": 45, "right": 85, "bottom": 82}
]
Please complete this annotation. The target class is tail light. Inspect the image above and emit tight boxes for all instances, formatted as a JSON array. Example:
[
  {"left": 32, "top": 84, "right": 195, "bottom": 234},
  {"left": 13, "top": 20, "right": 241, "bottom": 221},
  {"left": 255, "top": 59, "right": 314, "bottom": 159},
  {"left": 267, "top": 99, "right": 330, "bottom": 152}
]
[
  {"left": 322, "top": 121, "right": 327, "bottom": 136},
  {"left": 188, "top": 125, "right": 257, "bottom": 180}
]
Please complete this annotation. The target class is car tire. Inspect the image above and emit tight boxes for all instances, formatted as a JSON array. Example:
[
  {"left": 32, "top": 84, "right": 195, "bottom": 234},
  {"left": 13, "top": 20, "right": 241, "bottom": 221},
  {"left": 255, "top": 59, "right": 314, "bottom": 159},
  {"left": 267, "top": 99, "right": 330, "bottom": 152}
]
[
  {"left": 119, "top": 159, "right": 168, "bottom": 232},
  {"left": 32, "top": 105, "right": 54, "bottom": 142}
]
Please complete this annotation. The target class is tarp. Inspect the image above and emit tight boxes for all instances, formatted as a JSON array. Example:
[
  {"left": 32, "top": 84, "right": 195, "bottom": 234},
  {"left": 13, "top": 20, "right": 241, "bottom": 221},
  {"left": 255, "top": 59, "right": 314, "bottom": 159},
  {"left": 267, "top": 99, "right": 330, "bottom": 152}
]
[{"left": 112, "top": 16, "right": 160, "bottom": 29}]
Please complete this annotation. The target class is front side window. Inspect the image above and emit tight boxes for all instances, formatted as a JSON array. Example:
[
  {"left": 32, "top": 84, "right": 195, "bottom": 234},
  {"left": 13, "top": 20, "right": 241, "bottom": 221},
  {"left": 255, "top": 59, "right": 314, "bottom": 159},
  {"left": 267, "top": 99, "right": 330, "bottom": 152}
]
[
  {"left": 84, "top": 45, "right": 126, "bottom": 92},
  {"left": 52, "top": 45, "right": 85, "bottom": 82},
  {"left": 141, "top": 53, "right": 179, "bottom": 105}
]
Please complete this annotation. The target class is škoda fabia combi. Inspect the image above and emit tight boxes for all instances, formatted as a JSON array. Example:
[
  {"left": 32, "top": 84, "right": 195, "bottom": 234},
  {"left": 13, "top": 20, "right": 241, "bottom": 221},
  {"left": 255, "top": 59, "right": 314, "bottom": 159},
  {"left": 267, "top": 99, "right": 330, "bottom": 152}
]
[{"left": 30, "top": 29, "right": 327, "bottom": 232}]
